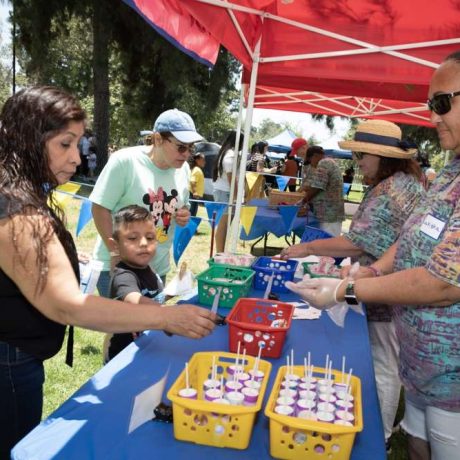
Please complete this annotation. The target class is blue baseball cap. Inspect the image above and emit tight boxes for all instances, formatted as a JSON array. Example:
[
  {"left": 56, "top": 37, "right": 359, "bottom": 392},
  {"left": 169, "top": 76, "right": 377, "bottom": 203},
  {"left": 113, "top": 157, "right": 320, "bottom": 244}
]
[{"left": 153, "top": 108, "right": 203, "bottom": 143}]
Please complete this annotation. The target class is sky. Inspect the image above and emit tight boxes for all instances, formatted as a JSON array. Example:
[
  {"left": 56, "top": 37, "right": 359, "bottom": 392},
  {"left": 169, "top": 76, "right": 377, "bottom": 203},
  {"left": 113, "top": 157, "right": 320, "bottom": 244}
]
[{"left": 0, "top": 4, "right": 349, "bottom": 148}]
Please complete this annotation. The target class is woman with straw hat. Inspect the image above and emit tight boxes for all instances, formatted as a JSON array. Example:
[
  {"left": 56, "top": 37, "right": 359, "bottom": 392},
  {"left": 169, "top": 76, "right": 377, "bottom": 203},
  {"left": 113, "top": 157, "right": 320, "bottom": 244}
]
[
  {"left": 286, "top": 50, "right": 460, "bottom": 460},
  {"left": 281, "top": 119, "right": 425, "bottom": 449}
]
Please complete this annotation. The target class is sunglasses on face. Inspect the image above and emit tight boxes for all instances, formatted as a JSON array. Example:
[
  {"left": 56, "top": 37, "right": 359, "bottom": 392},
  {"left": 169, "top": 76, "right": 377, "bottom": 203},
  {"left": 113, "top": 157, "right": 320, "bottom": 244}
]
[
  {"left": 352, "top": 152, "right": 366, "bottom": 161},
  {"left": 427, "top": 90, "right": 460, "bottom": 115},
  {"left": 165, "top": 137, "right": 195, "bottom": 154}
]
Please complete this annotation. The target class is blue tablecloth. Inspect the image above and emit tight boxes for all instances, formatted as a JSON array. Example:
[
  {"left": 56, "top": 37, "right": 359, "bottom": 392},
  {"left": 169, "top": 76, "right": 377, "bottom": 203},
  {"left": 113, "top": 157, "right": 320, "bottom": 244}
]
[
  {"left": 12, "top": 290, "right": 385, "bottom": 460},
  {"left": 240, "top": 199, "right": 318, "bottom": 241}
]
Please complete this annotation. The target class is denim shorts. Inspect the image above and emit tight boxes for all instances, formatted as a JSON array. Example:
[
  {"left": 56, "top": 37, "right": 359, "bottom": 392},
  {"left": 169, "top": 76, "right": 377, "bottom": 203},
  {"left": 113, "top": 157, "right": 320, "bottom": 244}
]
[
  {"left": 0, "top": 341, "right": 44, "bottom": 457},
  {"left": 402, "top": 395, "right": 460, "bottom": 458}
]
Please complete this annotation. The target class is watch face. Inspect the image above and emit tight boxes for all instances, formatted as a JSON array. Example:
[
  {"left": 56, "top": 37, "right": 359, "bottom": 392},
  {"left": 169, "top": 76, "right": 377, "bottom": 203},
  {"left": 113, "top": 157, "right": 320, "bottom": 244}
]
[
  {"left": 344, "top": 294, "right": 359, "bottom": 306},
  {"left": 345, "top": 283, "right": 359, "bottom": 305}
]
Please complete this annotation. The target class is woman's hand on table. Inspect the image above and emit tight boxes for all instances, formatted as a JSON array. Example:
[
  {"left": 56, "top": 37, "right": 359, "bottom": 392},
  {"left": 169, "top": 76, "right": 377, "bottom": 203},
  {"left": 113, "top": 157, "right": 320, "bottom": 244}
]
[
  {"left": 279, "top": 243, "right": 310, "bottom": 260},
  {"left": 285, "top": 275, "right": 345, "bottom": 310},
  {"left": 162, "top": 305, "right": 217, "bottom": 338}
]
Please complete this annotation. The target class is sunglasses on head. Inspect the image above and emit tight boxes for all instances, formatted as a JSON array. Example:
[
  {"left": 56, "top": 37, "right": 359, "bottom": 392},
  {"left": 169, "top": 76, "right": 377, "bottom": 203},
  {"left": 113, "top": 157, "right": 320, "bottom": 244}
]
[
  {"left": 166, "top": 137, "right": 195, "bottom": 154},
  {"left": 352, "top": 152, "right": 366, "bottom": 161},
  {"left": 427, "top": 90, "right": 460, "bottom": 115}
]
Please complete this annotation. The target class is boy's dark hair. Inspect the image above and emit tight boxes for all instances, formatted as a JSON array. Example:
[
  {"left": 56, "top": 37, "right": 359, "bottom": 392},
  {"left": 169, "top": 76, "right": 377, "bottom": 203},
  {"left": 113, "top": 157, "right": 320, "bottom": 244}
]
[
  {"left": 305, "top": 145, "right": 324, "bottom": 159},
  {"left": 112, "top": 205, "right": 154, "bottom": 240}
]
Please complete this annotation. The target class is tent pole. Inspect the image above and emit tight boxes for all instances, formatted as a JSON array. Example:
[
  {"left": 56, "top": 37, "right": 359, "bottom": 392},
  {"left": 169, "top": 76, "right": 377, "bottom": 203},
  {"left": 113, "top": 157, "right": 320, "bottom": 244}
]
[
  {"left": 224, "top": 82, "right": 245, "bottom": 252},
  {"left": 229, "top": 37, "right": 261, "bottom": 254}
]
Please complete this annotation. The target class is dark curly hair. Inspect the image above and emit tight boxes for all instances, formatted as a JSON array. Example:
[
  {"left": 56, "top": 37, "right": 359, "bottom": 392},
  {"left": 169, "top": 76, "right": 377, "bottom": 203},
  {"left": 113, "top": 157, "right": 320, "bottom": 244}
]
[{"left": 0, "top": 86, "right": 86, "bottom": 292}]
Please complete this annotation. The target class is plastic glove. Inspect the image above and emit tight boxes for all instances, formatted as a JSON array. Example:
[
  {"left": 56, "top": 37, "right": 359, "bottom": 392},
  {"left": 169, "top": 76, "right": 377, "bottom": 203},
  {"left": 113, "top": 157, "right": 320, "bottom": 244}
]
[{"left": 285, "top": 275, "right": 346, "bottom": 310}]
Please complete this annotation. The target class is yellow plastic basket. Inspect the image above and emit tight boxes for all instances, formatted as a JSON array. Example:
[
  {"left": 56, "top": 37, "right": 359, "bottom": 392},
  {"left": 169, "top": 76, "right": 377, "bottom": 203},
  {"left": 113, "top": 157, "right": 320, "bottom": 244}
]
[
  {"left": 265, "top": 365, "right": 363, "bottom": 460},
  {"left": 167, "top": 351, "right": 272, "bottom": 449}
]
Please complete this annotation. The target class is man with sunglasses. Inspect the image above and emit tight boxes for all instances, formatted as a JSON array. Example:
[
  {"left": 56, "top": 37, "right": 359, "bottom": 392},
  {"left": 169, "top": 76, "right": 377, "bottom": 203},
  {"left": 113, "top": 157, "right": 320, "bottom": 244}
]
[
  {"left": 286, "top": 51, "right": 460, "bottom": 460},
  {"left": 90, "top": 108, "right": 202, "bottom": 297}
]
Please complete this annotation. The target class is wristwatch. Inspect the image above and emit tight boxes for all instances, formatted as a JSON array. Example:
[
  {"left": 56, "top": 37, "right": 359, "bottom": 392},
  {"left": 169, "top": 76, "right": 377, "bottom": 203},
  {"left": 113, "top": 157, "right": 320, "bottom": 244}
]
[{"left": 344, "top": 281, "right": 359, "bottom": 305}]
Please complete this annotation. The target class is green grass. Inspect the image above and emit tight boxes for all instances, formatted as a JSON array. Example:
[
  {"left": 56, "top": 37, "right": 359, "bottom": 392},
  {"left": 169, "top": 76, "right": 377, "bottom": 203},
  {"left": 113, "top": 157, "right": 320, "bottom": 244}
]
[{"left": 43, "top": 190, "right": 408, "bottom": 459}]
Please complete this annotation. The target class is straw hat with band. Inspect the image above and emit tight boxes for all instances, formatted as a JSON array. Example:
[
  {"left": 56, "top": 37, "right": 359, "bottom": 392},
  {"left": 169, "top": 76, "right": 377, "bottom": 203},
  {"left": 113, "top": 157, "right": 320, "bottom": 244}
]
[{"left": 339, "top": 120, "right": 417, "bottom": 159}]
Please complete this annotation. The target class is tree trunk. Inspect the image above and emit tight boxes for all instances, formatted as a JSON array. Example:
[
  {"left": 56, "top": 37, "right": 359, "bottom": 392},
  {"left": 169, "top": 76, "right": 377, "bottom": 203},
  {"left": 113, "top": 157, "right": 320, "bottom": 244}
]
[{"left": 92, "top": 0, "right": 110, "bottom": 172}]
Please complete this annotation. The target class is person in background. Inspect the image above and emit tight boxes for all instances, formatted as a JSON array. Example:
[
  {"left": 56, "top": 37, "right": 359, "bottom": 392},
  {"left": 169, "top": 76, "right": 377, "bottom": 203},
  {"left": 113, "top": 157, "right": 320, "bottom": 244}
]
[
  {"left": 285, "top": 50, "right": 460, "bottom": 460},
  {"left": 281, "top": 119, "right": 425, "bottom": 450},
  {"left": 87, "top": 149, "right": 97, "bottom": 179},
  {"left": 104, "top": 205, "right": 166, "bottom": 362},
  {"left": 343, "top": 166, "right": 355, "bottom": 184},
  {"left": 189, "top": 152, "right": 205, "bottom": 217},
  {"left": 300, "top": 145, "right": 345, "bottom": 236},
  {"left": 282, "top": 149, "right": 301, "bottom": 191},
  {"left": 90, "top": 108, "right": 199, "bottom": 295},
  {"left": 290, "top": 137, "right": 308, "bottom": 173},
  {"left": 0, "top": 87, "right": 217, "bottom": 458},
  {"left": 212, "top": 130, "right": 244, "bottom": 253}
]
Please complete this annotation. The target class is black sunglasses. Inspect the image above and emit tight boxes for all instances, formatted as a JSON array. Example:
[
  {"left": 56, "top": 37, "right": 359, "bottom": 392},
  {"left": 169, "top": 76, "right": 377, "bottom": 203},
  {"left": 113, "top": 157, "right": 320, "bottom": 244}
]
[
  {"left": 166, "top": 137, "right": 195, "bottom": 154},
  {"left": 427, "top": 91, "right": 460, "bottom": 115}
]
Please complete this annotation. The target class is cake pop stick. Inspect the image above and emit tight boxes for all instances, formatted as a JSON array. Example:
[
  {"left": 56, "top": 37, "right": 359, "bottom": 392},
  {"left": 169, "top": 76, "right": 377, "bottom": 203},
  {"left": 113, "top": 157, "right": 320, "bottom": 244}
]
[
  {"left": 254, "top": 345, "right": 262, "bottom": 372},
  {"left": 341, "top": 356, "right": 346, "bottom": 384},
  {"left": 263, "top": 271, "right": 275, "bottom": 299},
  {"left": 345, "top": 368, "right": 353, "bottom": 397},
  {"left": 212, "top": 355, "right": 216, "bottom": 382},
  {"left": 324, "top": 354, "right": 329, "bottom": 378},
  {"left": 185, "top": 362, "right": 190, "bottom": 390},
  {"left": 290, "top": 349, "right": 294, "bottom": 376},
  {"left": 241, "top": 348, "right": 246, "bottom": 374},
  {"left": 211, "top": 286, "right": 222, "bottom": 316}
]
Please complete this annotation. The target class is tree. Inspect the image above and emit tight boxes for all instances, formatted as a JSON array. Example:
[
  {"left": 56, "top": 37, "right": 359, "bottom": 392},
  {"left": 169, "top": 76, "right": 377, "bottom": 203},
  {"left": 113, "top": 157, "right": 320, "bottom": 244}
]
[{"left": 12, "top": 0, "right": 238, "bottom": 170}]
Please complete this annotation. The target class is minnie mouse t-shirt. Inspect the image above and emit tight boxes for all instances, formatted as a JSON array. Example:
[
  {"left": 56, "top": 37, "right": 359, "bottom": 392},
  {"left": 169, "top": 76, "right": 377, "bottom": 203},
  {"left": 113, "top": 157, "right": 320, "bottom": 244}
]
[{"left": 89, "top": 145, "right": 190, "bottom": 277}]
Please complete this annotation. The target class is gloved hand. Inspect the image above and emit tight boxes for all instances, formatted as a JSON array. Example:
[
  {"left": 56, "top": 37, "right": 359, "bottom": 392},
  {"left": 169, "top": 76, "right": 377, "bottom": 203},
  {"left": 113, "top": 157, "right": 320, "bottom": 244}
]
[{"left": 285, "top": 275, "right": 346, "bottom": 310}]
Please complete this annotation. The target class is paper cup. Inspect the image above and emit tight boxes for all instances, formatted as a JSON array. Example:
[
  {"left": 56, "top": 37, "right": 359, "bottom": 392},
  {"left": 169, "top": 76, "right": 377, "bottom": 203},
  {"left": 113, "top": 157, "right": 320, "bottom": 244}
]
[
  {"left": 298, "top": 389, "right": 316, "bottom": 401},
  {"left": 278, "top": 388, "right": 297, "bottom": 401},
  {"left": 248, "top": 369, "right": 265, "bottom": 382},
  {"left": 316, "top": 410, "right": 335, "bottom": 423},
  {"left": 335, "top": 409, "right": 355, "bottom": 424},
  {"left": 226, "top": 391, "right": 244, "bottom": 406},
  {"left": 335, "top": 399, "right": 354, "bottom": 412},
  {"left": 318, "top": 392, "right": 337, "bottom": 404},
  {"left": 225, "top": 380, "right": 243, "bottom": 393},
  {"left": 205, "top": 388, "right": 223, "bottom": 402},
  {"left": 317, "top": 401, "right": 335, "bottom": 413},
  {"left": 203, "top": 378, "right": 221, "bottom": 391},
  {"left": 227, "top": 364, "right": 244, "bottom": 376},
  {"left": 237, "top": 372, "right": 251, "bottom": 385},
  {"left": 276, "top": 396, "right": 295, "bottom": 408},
  {"left": 298, "top": 381, "right": 317, "bottom": 392},
  {"left": 297, "top": 410, "right": 318, "bottom": 421},
  {"left": 178, "top": 388, "right": 198, "bottom": 399},
  {"left": 336, "top": 390, "right": 354, "bottom": 403},
  {"left": 275, "top": 405, "right": 295, "bottom": 416},
  {"left": 296, "top": 398, "right": 316, "bottom": 415},
  {"left": 243, "top": 379, "right": 261, "bottom": 391},
  {"left": 242, "top": 387, "right": 259, "bottom": 405}
]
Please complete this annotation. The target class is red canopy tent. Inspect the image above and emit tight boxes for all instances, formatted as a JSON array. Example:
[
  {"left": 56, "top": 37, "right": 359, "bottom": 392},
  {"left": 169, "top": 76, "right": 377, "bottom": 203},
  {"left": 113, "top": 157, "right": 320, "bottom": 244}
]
[
  {"left": 249, "top": 83, "right": 433, "bottom": 127},
  {"left": 123, "top": 0, "right": 460, "bottom": 248}
]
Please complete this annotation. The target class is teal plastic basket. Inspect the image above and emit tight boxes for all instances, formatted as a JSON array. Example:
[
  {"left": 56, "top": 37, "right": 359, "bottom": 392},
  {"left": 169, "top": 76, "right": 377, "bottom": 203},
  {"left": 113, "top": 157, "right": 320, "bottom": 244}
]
[{"left": 196, "top": 264, "right": 255, "bottom": 308}]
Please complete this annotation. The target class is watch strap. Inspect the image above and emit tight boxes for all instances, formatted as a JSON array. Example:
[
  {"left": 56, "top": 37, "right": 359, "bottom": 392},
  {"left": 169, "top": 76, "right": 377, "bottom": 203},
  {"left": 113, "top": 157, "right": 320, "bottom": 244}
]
[{"left": 344, "top": 281, "right": 359, "bottom": 305}]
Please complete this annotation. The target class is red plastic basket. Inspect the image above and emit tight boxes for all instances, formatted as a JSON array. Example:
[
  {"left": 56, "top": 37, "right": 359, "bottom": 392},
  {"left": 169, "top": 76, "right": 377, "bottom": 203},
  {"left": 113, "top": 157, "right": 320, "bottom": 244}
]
[{"left": 226, "top": 298, "right": 294, "bottom": 359}]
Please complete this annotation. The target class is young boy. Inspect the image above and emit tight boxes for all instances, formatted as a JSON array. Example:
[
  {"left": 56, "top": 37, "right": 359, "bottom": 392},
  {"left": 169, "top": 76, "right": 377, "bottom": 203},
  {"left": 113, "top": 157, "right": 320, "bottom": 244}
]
[{"left": 103, "top": 205, "right": 164, "bottom": 361}]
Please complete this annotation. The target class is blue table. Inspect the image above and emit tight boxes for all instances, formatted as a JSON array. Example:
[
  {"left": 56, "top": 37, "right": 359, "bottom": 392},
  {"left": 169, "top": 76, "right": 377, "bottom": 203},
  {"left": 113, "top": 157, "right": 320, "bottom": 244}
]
[
  {"left": 12, "top": 290, "right": 385, "bottom": 460},
  {"left": 240, "top": 199, "right": 318, "bottom": 255}
]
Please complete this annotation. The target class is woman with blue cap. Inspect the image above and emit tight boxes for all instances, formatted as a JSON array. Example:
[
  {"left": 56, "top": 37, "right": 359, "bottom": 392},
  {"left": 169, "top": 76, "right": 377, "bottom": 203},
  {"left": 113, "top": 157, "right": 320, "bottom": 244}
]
[{"left": 90, "top": 108, "right": 203, "bottom": 294}]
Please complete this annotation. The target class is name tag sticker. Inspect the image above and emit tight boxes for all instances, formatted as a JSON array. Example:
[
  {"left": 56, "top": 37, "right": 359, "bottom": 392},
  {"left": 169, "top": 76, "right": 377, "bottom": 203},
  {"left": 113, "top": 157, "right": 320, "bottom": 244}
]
[{"left": 420, "top": 214, "right": 446, "bottom": 240}]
